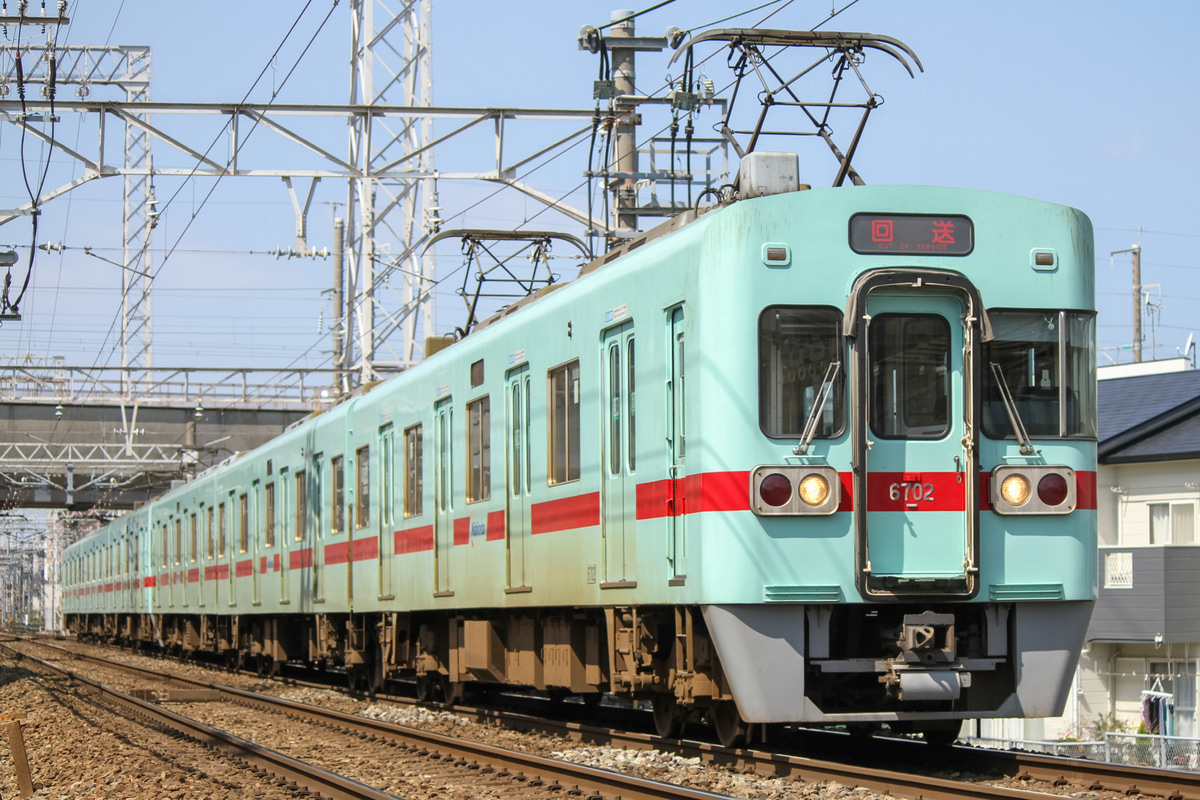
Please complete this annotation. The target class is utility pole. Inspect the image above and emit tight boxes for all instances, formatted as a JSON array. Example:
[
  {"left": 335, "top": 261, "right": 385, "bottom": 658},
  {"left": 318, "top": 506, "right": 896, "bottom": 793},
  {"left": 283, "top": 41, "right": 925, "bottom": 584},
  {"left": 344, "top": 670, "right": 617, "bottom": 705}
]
[
  {"left": 1112, "top": 227, "right": 1143, "bottom": 362},
  {"left": 604, "top": 10, "right": 671, "bottom": 239}
]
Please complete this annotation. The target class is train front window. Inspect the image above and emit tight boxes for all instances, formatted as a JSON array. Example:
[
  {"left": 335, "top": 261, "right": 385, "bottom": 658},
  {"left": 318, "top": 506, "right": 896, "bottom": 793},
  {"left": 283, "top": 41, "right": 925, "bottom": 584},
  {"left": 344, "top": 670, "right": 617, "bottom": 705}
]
[
  {"left": 982, "top": 310, "right": 1096, "bottom": 439},
  {"left": 758, "top": 306, "right": 844, "bottom": 438},
  {"left": 869, "top": 314, "right": 951, "bottom": 440}
]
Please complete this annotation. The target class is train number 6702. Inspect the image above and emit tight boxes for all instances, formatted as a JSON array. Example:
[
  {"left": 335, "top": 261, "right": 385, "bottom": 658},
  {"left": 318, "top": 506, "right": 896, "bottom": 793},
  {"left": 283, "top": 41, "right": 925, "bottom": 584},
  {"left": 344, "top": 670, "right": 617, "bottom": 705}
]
[{"left": 889, "top": 481, "right": 935, "bottom": 503}]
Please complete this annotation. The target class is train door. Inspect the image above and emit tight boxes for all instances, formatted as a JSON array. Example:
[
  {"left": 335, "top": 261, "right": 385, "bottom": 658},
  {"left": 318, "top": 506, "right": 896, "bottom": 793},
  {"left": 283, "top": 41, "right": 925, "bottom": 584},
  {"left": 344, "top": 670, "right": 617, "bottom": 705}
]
[
  {"left": 379, "top": 424, "right": 395, "bottom": 598},
  {"left": 279, "top": 470, "right": 291, "bottom": 604},
  {"left": 252, "top": 482, "right": 261, "bottom": 605},
  {"left": 226, "top": 495, "right": 237, "bottom": 607},
  {"left": 667, "top": 306, "right": 687, "bottom": 583},
  {"left": 851, "top": 280, "right": 982, "bottom": 598},
  {"left": 434, "top": 398, "right": 453, "bottom": 595},
  {"left": 506, "top": 366, "right": 532, "bottom": 590},
  {"left": 601, "top": 321, "right": 637, "bottom": 586},
  {"left": 315, "top": 457, "right": 327, "bottom": 601}
]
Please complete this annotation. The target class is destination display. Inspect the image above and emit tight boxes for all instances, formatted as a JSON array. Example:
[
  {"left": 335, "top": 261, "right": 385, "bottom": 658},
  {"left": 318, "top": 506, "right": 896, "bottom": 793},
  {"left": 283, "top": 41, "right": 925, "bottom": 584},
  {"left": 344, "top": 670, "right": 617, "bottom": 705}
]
[{"left": 849, "top": 213, "right": 974, "bottom": 255}]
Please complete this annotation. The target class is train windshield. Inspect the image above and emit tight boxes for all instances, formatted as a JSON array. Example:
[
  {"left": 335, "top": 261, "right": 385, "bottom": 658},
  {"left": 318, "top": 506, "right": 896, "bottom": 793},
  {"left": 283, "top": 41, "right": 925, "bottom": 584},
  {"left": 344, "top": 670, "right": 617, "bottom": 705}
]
[
  {"left": 981, "top": 310, "right": 1096, "bottom": 439},
  {"left": 758, "top": 306, "right": 844, "bottom": 438}
]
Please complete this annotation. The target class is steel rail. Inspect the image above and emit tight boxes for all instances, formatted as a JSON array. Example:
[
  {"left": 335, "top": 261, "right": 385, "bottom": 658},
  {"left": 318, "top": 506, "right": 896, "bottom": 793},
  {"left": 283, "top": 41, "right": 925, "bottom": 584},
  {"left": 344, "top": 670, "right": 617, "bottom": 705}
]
[
  {"left": 1, "top": 644, "right": 400, "bottom": 800},
  {"left": 4, "top": 638, "right": 1093, "bottom": 800}
]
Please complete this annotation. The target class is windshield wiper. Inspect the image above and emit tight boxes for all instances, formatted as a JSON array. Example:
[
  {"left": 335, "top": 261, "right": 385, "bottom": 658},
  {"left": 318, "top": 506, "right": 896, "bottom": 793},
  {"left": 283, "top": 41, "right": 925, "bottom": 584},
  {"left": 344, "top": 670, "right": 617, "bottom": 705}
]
[
  {"left": 988, "top": 362, "right": 1035, "bottom": 455},
  {"left": 794, "top": 361, "right": 841, "bottom": 455}
]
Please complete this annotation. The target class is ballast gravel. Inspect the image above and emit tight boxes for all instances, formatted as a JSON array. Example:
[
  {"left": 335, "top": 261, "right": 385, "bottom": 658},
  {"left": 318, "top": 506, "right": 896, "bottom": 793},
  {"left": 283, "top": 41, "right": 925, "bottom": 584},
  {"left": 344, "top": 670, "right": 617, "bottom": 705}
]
[{"left": 2, "top": 640, "right": 905, "bottom": 800}]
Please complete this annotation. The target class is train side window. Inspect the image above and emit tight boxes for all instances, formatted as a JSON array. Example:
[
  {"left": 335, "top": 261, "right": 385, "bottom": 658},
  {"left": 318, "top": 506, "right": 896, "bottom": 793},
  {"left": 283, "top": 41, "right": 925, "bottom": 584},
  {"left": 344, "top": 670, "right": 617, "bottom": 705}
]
[
  {"left": 218, "top": 503, "right": 227, "bottom": 557},
  {"left": 404, "top": 424, "right": 423, "bottom": 517},
  {"left": 332, "top": 455, "right": 345, "bottom": 535},
  {"left": 758, "top": 306, "right": 844, "bottom": 438},
  {"left": 206, "top": 506, "right": 214, "bottom": 559},
  {"left": 294, "top": 470, "right": 307, "bottom": 540},
  {"left": 162, "top": 524, "right": 169, "bottom": 568},
  {"left": 174, "top": 519, "right": 182, "bottom": 565},
  {"left": 239, "top": 494, "right": 249, "bottom": 553},
  {"left": 265, "top": 483, "right": 276, "bottom": 546},
  {"left": 190, "top": 514, "right": 197, "bottom": 563},
  {"left": 467, "top": 396, "right": 491, "bottom": 502},
  {"left": 379, "top": 425, "right": 394, "bottom": 527},
  {"left": 356, "top": 445, "right": 370, "bottom": 528},
  {"left": 549, "top": 360, "right": 581, "bottom": 484}
]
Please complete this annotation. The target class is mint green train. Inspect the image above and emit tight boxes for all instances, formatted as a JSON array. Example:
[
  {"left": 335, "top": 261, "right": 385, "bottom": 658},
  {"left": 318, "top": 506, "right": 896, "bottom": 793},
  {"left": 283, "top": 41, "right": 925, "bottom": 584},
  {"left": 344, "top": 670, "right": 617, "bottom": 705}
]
[{"left": 63, "top": 153, "right": 1097, "bottom": 747}]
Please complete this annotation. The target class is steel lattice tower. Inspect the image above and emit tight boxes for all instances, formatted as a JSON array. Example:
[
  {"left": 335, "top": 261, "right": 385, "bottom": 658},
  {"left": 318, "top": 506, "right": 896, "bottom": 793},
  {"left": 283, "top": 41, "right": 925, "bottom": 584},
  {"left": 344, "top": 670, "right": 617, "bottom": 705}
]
[{"left": 346, "top": 0, "right": 437, "bottom": 388}]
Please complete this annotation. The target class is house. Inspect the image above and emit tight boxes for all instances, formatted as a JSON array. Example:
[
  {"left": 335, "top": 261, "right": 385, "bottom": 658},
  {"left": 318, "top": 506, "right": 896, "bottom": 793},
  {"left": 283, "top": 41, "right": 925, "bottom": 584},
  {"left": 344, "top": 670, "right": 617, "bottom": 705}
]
[{"left": 981, "top": 357, "right": 1200, "bottom": 743}]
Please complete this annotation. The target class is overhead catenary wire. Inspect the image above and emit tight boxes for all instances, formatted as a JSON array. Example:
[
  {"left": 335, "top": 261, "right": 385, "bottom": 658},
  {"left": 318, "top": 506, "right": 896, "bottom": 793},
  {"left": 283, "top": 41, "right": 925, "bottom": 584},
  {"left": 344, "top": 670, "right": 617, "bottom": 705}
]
[{"left": 83, "top": 0, "right": 341, "bottom": 385}]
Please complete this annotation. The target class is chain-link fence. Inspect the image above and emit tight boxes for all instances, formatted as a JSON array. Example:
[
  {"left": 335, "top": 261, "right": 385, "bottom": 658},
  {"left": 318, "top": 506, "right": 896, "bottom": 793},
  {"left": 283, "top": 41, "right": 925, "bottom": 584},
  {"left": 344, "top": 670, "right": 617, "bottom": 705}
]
[{"left": 968, "top": 733, "right": 1200, "bottom": 772}]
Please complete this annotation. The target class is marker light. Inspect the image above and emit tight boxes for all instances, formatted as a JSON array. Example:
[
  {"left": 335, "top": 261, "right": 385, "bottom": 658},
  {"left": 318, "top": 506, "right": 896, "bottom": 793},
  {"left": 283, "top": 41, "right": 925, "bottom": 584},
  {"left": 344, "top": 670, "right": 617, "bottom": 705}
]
[
  {"left": 758, "top": 473, "right": 792, "bottom": 507},
  {"left": 1000, "top": 474, "right": 1031, "bottom": 506},
  {"left": 1037, "top": 473, "right": 1070, "bottom": 506},
  {"left": 798, "top": 474, "right": 831, "bottom": 507}
]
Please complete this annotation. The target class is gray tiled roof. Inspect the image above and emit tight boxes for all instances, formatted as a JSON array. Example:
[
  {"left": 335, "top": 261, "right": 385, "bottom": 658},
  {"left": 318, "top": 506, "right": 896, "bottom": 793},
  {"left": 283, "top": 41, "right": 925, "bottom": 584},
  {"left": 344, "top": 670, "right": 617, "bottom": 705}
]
[{"left": 1099, "top": 369, "right": 1200, "bottom": 461}]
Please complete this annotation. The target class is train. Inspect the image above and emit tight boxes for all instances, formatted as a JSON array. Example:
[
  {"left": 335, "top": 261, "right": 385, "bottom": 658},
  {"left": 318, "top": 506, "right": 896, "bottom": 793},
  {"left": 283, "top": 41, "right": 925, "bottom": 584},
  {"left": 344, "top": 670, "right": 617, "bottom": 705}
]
[{"left": 62, "top": 149, "right": 1097, "bottom": 747}]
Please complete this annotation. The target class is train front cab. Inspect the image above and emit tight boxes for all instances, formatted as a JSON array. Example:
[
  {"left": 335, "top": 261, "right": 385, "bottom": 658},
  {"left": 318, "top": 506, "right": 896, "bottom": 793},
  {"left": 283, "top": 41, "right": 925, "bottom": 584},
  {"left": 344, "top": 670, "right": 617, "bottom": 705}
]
[{"left": 715, "top": 235, "right": 1096, "bottom": 744}]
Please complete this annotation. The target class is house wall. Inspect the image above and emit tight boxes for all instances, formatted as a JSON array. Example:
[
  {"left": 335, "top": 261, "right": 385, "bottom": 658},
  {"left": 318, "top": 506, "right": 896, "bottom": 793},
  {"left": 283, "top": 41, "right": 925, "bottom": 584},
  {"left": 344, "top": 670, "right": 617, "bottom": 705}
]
[
  {"left": 1103, "top": 460, "right": 1200, "bottom": 546},
  {"left": 978, "top": 459, "right": 1200, "bottom": 742}
]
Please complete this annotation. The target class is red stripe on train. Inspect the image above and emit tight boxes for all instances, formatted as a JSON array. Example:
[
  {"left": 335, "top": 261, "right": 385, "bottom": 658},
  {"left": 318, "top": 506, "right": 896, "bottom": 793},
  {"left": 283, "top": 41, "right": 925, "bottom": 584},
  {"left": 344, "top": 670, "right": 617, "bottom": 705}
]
[
  {"left": 531, "top": 492, "right": 600, "bottom": 534},
  {"left": 487, "top": 510, "right": 506, "bottom": 541},
  {"left": 353, "top": 536, "right": 378, "bottom": 561},
  {"left": 454, "top": 517, "right": 470, "bottom": 546},
  {"left": 396, "top": 526, "right": 433, "bottom": 554}
]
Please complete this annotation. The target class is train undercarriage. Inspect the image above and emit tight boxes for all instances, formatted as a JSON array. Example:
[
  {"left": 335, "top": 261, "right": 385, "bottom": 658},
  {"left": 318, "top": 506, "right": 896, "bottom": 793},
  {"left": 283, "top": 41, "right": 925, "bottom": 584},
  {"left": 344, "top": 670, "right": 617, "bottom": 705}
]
[{"left": 66, "top": 600, "right": 1065, "bottom": 748}]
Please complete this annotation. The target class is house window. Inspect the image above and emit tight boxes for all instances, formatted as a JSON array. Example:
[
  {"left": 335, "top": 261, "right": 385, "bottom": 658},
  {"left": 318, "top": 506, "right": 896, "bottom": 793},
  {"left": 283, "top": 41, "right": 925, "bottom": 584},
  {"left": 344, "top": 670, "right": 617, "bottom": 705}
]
[
  {"left": 1104, "top": 551, "right": 1133, "bottom": 589},
  {"left": 1149, "top": 502, "right": 1196, "bottom": 545},
  {"left": 1150, "top": 661, "right": 1197, "bottom": 738}
]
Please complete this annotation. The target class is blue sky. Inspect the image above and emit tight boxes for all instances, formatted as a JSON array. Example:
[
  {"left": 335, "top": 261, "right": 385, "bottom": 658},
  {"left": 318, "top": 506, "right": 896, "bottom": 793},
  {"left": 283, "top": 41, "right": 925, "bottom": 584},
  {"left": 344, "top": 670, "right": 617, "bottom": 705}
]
[{"left": 1, "top": 0, "right": 1197, "bottom": 370}]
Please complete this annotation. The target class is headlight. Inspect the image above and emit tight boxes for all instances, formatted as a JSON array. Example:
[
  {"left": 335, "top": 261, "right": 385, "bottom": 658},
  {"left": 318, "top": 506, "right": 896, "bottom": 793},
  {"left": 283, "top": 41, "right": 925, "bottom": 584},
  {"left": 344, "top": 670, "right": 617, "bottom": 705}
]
[
  {"left": 991, "top": 465, "right": 1076, "bottom": 515},
  {"left": 1000, "top": 474, "right": 1031, "bottom": 506},
  {"left": 798, "top": 474, "right": 830, "bottom": 507}
]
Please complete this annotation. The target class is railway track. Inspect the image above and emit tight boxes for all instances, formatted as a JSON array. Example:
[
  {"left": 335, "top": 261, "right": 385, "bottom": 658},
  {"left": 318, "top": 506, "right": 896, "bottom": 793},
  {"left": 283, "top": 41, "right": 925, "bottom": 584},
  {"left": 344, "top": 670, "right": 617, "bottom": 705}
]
[{"left": 8, "top": 636, "right": 1200, "bottom": 800}]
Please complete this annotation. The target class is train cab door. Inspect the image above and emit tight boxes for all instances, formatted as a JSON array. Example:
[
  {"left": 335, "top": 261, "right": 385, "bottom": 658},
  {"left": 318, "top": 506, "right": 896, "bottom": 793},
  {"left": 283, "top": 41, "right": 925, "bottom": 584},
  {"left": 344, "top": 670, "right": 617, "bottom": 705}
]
[
  {"left": 601, "top": 321, "right": 637, "bottom": 587},
  {"left": 506, "top": 366, "right": 532, "bottom": 590},
  {"left": 434, "top": 398, "right": 453, "bottom": 595},
  {"left": 850, "top": 273, "right": 984, "bottom": 598},
  {"left": 667, "top": 306, "right": 687, "bottom": 584}
]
